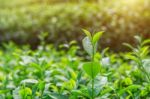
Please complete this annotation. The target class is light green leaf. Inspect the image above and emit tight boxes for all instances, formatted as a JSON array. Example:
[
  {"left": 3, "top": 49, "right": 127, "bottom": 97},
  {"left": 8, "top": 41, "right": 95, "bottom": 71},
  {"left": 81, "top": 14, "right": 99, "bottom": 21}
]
[
  {"left": 83, "top": 62, "right": 101, "bottom": 78},
  {"left": 38, "top": 81, "right": 45, "bottom": 91},
  {"left": 48, "top": 93, "right": 69, "bottom": 99},
  {"left": 140, "top": 89, "right": 148, "bottom": 96},
  {"left": 123, "top": 43, "right": 134, "bottom": 50},
  {"left": 140, "top": 46, "right": 149, "bottom": 58},
  {"left": 21, "top": 79, "right": 38, "bottom": 86},
  {"left": 82, "top": 37, "right": 93, "bottom": 56},
  {"left": 142, "top": 39, "right": 150, "bottom": 46},
  {"left": 82, "top": 29, "right": 92, "bottom": 39},
  {"left": 19, "top": 87, "right": 32, "bottom": 97},
  {"left": 118, "top": 85, "right": 141, "bottom": 96},
  {"left": 134, "top": 36, "right": 142, "bottom": 43},
  {"left": 125, "top": 54, "right": 139, "bottom": 63},
  {"left": 0, "top": 90, "right": 10, "bottom": 94},
  {"left": 92, "top": 31, "right": 103, "bottom": 45},
  {"left": 100, "top": 87, "right": 113, "bottom": 96}
]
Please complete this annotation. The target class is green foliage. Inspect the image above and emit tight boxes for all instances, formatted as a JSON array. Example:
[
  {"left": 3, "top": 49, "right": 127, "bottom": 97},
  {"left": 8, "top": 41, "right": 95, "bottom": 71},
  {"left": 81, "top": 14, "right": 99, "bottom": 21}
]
[
  {"left": 0, "top": 35, "right": 150, "bottom": 98},
  {"left": 124, "top": 36, "right": 150, "bottom": 82}
]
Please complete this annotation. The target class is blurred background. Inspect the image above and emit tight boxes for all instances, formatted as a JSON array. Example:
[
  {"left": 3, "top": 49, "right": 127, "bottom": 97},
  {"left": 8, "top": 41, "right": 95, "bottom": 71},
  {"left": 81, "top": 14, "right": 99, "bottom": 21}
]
[{"left": 0, "top": 0, "right": 150, "bottom": 51}]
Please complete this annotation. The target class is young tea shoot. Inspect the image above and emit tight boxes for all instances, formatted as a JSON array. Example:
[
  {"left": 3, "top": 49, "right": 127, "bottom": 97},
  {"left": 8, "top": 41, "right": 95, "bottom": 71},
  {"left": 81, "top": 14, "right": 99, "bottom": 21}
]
[
  {"left": 82, "top": 29, "right": 103, "bottom": 99},
  {"left": 124, "top": 36, "right": 150, "bottom": 83}
]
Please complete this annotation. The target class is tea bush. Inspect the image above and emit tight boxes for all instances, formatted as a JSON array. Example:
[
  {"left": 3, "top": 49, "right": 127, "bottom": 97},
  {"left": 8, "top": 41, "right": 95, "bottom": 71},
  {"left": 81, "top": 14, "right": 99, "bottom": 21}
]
[
  {"left": 0, "top": 0, "right": 150, "bottom": 51},
  {"left": 0, "top": 30, "right": 150, "bottom": 98}
]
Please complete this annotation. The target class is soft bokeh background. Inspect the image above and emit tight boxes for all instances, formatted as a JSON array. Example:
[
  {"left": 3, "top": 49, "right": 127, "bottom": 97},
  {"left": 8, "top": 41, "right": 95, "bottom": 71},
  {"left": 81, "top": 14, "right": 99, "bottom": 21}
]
[{"left": 0, "top": 0, "right": 150, "bottom": 51}]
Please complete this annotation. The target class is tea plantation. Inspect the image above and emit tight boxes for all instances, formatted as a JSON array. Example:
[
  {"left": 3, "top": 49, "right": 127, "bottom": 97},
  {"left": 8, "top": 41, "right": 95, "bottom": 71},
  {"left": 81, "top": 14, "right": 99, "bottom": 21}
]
[
  {"left": 0, "top": 31, "right": 150, "bottom": 98},
  {"left": 0, "top": 0, "right": 150, "bottom": 99}
]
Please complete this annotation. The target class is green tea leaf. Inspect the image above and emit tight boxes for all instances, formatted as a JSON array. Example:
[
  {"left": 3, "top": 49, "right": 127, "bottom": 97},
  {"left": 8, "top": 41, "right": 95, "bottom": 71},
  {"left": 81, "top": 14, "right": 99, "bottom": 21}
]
[
  {"left": 0, "top": 90, "right": 10, "bottom": 94},
  {"left": 83, "top": 62, "right": 101, "bottom": 78},
  {"left": 38, "top": 81, "right": 45, "bottom": 91},
  {"left": 123, "top": 43, "right": 134, "bottom": 50},
  {"left": 140, "top": 89, "right": 148, "bottom": 96},
  {"left": 118, "top": 85, "right": 141, "bottom": 96},
  {"left": 92, "top": 31, "right": 103, "bottom": 45},
  {"left": 134, "top": 36, "right": 142, "bottom": 42},
  {"left": 125, "top": 54, "right": 139, "bottom": 63},
  {"left": 142, "top": 39, "right": 150, "bottom": 46},
  {"left": 82, "top": 29, "right": 92, "bottom": 39},
  {"left": 21, "top": 79, "right": 38, "bottom": 87},
  {"left": 19, "top": 87, "right": 32, "bottom": 97},
  {"left": 140, "top": 46, "right": 149, "bottom": 58},
  {"left": 48, "top": 93, "right": 69, "bottom": 99},
  {"left": 82, "top": 37, "right": 93, "bottom": 56}
]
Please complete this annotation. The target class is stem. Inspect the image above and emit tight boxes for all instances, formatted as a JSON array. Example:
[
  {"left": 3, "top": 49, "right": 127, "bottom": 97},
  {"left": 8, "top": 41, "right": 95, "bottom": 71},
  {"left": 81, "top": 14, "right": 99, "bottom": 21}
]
[
  {"left": 92, "top": 79, "right": 94, "bottom": 99},
  {"left": 23, "top": 86, "right": 26, "bottom": 99},
  {"left": 40, "top": 90, "right": 44, "bottom": 99},
  {"left": 91, "top": 45, "right": 95, "bottom": 99},
  {"left": 31, "top": 95, "right": 33, "bottom": 99}
]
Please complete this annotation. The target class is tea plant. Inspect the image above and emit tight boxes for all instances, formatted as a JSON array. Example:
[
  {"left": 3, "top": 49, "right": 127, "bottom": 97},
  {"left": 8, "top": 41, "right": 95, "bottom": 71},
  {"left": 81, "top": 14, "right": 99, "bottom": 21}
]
[
  {"left": 124, "top": 36, "right": 150, "bottom": 82},
  {"left": 0, "top": 33, "right": 150, "bottom": 99},
  {"left": 122, "top": 36, "right": 150, "bottom": 98},
  {"left": 82, "top": 29, "right": 103, "bottom": 99}
]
